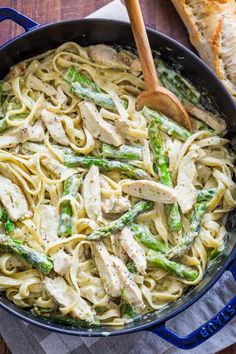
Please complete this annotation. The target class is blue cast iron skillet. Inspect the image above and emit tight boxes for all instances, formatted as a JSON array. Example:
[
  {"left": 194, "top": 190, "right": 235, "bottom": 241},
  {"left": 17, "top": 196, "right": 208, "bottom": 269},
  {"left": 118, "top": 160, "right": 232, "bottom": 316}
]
[{"left": 0, "top": 7, "right": 235, "bottom": 350}]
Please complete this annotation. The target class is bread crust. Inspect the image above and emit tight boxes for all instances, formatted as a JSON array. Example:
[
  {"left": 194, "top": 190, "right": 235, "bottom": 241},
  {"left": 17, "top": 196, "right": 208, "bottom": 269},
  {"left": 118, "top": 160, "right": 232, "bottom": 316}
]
[{"left": 171, "top": 0, "right": 236, "bottom": 100}]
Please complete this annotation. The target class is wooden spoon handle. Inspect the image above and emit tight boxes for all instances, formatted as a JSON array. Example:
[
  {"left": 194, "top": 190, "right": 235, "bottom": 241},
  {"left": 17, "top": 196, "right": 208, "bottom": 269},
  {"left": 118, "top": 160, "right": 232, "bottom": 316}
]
[{"left": 125, "top": 0, "right": 160, "bottom": 90}]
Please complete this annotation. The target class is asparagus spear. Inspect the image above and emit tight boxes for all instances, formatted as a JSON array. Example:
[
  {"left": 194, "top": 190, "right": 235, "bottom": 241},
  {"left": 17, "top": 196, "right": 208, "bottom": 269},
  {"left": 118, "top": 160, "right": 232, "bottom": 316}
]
[
  {"left": 154, "top": 58, "right": 220, "bottom": 123},
  {"left": 64, "top": 154, "right": 150, "bottom": 180},
  {"left": 58, "top": 174, "right": 82, "bottom": 236},
  {"left": 196, "top": 188, "right": 217, "bottom": 203},
  {"left": 87, "top": 200, "right": 154, "bottom": 241},
  {"left": 120, "top": 301, "right": 137, "bottom": 318},
  {"left": 0, "top": 208, "right": 15, "bottom": 234},
  {"left": 102, "top": 143, "right": 143, "bottom": 160},
  {"left": 126, "top": 261, "right": 138, "bottom": 274},
  {"left": 64, "top": 66, "right": 127, "bottom": 110},
  {"left": 131, "top": 224, "right": 170, "bottom": 254},
  {"left": 143, "top": 106, "right": 191, "bottom": 141},
  {"left": 209, "top": 246, "right": 224, "bottom": 260},
  {"left": 95, "top": 306, "right": 108, "bottom": 315},
  {"left": 0, "top": 119, "right": 8, "bottom": 132},
  {"left": 149, "top": 121, "right": 181, "bottom": 232},
  {"left": 31, "top": 307, "right": 100, "bottom": 327},
  {"left": 64, "top": 66, "right": 102, "bottom": 92},
  {"left": 0, "top": 234, "right": 53, "bottom": 274},
  {"left": 167, "top": 203, "right": 207, "bottom": 260},
  {"left": 154, "top": 58, "right": 200, "bottom": 105},
  {"left": 147, "top": 249, "right": 199, "bottom": 281}
]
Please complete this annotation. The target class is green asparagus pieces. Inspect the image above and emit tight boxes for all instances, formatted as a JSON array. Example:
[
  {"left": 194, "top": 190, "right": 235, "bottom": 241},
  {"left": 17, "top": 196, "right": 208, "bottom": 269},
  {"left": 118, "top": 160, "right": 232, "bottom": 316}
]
[
  {"left": 0, "top": 208, "right": 15, "bottom": 234},
  {"left": 147, "top": 249, "right": 199, "bottom": 281},
  {"left": 209, "top": 246, "right": 224, "bottom": 260},
  {"left": 154, "top": 58, "right": 219, "bottom": 122},
  {"left": 154, "top": 58, "right": 200, "bottom": 105},
  {"left": 0, "top": 234, "right": 53, "bottom": 274},
  {"left": 64, "top": 66, "right": 127, "bottom": 110},
  {"left": 143, "top": 106, "right": 191, "bottom": 141},
  {"left": 32, "top": 307, "right": 100, "bottom": 327},
  {"left": 120, "top": 301, "right": 138, "bottom": 318},
  {"left": 87, "top": 200, "right": 154, "bottom": 241},
  {"left": 58, "top": 174, "right": 82, "bottom": 236},
  {"left": 126, "top": 261, "right": 138, "bottom": 274},
  {"left": 196, "top": 188, "right": 217, "bottom": 203},
  {"left": 131, "top": 224, "right": 199, "bottom": 281},
  {"left": 64, "top": 153, "right": 150, "bottom": 180},
  {"left": 167, "top": 203, "right": 207, "bottom": 260},
  {"left": 64, "top": 66, "right": 102, "bottom": 92},
  {"left": 102, "top": 143, "right": 143, "bottom": 160},
  {"left": 131, "top": 224, "right": 170, "bottom": 254},
  {"left": 120, "top": 288, "right": 138, "bottom": 318},
  {"left": 149, "top": 121, "right": 181, "bottom": 232}
]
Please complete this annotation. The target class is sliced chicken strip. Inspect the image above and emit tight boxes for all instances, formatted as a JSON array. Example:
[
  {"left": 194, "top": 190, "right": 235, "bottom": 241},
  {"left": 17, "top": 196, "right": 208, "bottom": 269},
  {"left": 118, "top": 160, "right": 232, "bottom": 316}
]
[
  {"left": 0, "top": 175, "right": 31, "bottom": 221},
  {"left": 122, "top": 180, "right": 177, "bottom": 204},
  {"left": 79, "top": 101, "right": 124, "bottom": 146},
  {"left": 88, "top": 44, "right": 128, "bottom": 69},
  {"left": 40, "top": 205, "right": 59, "bottom": 244},
  {"left": 20, "top": 120, "right": 45, "bottom": 143},
  {"left": 175, "top": 151, "right": 197, "bottom": 214},
  {"left": 0, "top": 120, "right": 44, "bottom": 149},
  {"left": 41, "top": 108, "right": 70, "bottom": 146},
  {"left": 83, "top": 166, "right": 102, "bottom": 222},
  {"left": 92, "top": 241, "right": 122, "bottom": 297},
  {"left": 51, "top": 250, "right": 72, "bottom": 276},
  {"left": 27, "top": 75, "right": 57, "bottom": 96},
  {"left": 119, "top": 227, "right": 146, "bottom": 275},
  {"left": 111, "top": 255, "right": 145, "bottom": 311},
  {"left": 44, "top": 277, "right": 95, "bottom": 323},
  {"left": 102, "top": 196, "right": 131, "bottom": 214},
  {"left": 41, "top": 155, "right": 74, "bottom": 179},
  {"left": 185, "top": 103, "right": 227, "bottom": 134}
]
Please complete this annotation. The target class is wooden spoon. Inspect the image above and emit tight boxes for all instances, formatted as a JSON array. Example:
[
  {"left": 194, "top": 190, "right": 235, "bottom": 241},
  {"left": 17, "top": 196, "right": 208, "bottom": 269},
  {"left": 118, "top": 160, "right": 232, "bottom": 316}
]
[{"left": 124, "top": 0, "right": 192, "bottom": 131}]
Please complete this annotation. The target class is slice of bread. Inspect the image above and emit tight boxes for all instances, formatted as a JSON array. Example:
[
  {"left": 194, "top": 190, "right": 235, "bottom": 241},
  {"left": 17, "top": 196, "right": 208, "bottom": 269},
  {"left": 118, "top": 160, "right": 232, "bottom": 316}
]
[{"left": 171, "top": 0, "right": 236, "bottom": 101}]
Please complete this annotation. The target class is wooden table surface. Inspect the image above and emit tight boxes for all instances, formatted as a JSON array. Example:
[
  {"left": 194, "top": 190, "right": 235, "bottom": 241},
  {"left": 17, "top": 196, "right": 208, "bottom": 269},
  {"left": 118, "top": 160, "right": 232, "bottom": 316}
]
[{"left": 0, "top": 0, "right": 235, "bottom": 353}]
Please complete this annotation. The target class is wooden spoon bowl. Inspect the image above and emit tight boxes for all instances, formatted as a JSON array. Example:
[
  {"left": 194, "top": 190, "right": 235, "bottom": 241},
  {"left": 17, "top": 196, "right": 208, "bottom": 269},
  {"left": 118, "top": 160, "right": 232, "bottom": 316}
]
[{"left": 125, "top": 0, "right": 192, "bottom": 131}]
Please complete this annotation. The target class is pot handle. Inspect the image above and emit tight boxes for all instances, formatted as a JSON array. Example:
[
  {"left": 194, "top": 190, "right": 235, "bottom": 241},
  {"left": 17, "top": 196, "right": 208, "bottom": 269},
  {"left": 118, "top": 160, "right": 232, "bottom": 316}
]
[
  {"left": 151, "top": 253, "right": 236, "bottom": 349},
  {"left": 0, "top": 7, "right": 38, "bottom": 32}
]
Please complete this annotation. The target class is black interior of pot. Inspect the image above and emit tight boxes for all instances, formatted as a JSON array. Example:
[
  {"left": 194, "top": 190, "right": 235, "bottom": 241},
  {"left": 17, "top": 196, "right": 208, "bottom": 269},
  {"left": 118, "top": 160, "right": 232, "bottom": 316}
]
[{"left": 0, "top": 19, "right": 235, "bottom": 336}]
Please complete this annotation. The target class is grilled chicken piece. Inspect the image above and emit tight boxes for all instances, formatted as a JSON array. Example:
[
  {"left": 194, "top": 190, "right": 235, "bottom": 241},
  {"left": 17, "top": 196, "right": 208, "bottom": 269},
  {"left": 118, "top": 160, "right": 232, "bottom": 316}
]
[
  {"left": 111, "top": 255, "right": 145, "bottom": 311},
  {"left": 51, "top": 250, "right": 72, "bottom": 276},
  {"left": 92, "top": 241, "right": 122, "bottom": 297},
  {"left": 27, "top": 75, "right": 57, "bottom": 96},
  {"left": 41, "top": 156, "right": 73, "bottom": 179},
  {"left": 79, "top": 101, "right": 124, "bottom": 146},
  {"left": 122, "top": 180, "right": 177, "bottom": 203},
  {"left": 41, "top": 108, "right": 70, "bottom": 146},
  {"left": 44, "top": 277, "right": 95, "bottom": 323},
  {"left": 102, "top": 196, "right": 131, "bottom": 214},
  {"left": 0, "top": 120, "right": 44, "bottom": 149},
  {"left": 119, "top": 227, "right": 146, "bottom": 275},
  {"left": 185, "top": 103, "right": 227, "bottom": 134},
  {"left": 40, "top": 205, "right": 59, "bottom": 244},
  {"left": 0, "top": 175, "right": 31, "bottom": 221},
  {"left": 83, "top": 166, "right": 102, "bottom": 222},
  {"left": 88, "top": 44, "right": 128, "bottom": 69},
  {"left": 176, "top": 151, "right": 197, "bottom": 214}
]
